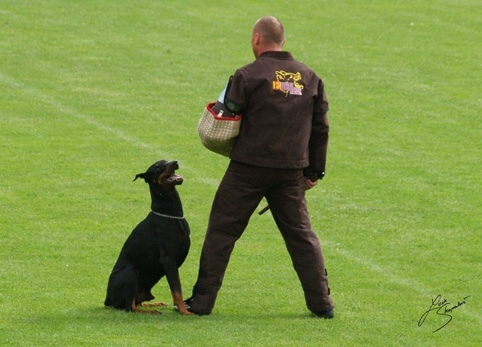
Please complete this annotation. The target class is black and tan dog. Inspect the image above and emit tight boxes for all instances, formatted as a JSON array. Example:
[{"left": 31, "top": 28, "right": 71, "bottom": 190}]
[{"left": 104, "top": 160, "right": 193, "bottom": 315}]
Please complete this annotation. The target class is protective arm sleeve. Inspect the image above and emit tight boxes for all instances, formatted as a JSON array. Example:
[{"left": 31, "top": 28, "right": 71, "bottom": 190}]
[{"left": 303, "top": 80, "right": 330, "bottom": 180}]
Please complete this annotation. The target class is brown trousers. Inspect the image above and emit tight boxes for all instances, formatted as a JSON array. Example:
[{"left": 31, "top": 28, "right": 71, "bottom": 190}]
[{"left": 190, "top": 160, "right": 334, "bottom": 313}]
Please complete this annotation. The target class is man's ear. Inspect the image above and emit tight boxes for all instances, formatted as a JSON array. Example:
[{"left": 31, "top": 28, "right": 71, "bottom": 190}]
[{"left": 253, "top": 32, "right": 261, "bottom": 45}]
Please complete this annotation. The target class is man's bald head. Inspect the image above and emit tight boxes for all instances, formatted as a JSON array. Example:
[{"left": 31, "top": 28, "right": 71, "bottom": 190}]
[
  {"left": 251, "top": 16, "right": 286, "bottom": 57},
  {"left": 253, "top": 16, "right": 285, "bottom": 46}
]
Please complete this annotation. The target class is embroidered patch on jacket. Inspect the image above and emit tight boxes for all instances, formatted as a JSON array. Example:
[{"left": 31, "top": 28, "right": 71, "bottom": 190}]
[{"left": 273, "top": 70, "right": 304, "bottom": 97}]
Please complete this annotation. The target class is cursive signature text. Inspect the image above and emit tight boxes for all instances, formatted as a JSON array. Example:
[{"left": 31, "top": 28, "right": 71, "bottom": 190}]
[{"left": 418, "top": 294, "right": 470, "bottom": 332}]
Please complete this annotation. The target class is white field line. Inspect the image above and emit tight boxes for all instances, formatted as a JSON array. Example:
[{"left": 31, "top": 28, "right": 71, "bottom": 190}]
[
  {"left": 1, "top": 73, "right": 152, "bottom": 148},
  {"left": 323, "top": 239, "right": 481, "bottom": 323},
  {"left": 1, "top": 72, "right": 211, "bottom": 182}
]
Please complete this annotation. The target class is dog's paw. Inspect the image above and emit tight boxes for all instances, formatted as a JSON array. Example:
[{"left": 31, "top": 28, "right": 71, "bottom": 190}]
[
  {"left": 141, "top": 302, "right": 169, "bottom": 308},
  {"left": 133, "top": 308, "right": 162, "bottom": 315}
]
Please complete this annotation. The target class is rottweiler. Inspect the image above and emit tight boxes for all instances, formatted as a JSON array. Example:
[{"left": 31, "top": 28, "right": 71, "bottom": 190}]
[{"left": 104, "top": 160, "right": 193, "bottom": 315}]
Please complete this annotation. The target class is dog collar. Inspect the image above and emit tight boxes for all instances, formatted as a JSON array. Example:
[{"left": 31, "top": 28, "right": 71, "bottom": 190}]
[{"left": 151, "top": 211, "right": 185, "bottom": 220}]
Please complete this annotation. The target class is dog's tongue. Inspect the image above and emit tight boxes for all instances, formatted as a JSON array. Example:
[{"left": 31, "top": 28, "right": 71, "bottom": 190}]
[{"left": 162, "top": 174, "right": 183, "bottom": 185}]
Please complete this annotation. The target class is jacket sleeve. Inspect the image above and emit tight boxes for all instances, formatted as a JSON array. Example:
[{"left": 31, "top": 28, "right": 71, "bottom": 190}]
[
  {"left": 303, "top": 79, "right": 329, "bottom": 180},
  {"left": 224, "top": 71, "right": 247, "bottom": 114}
]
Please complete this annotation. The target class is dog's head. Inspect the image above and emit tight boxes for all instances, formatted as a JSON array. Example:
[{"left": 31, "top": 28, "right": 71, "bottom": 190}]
[{"left": 133, "top": 160, "right": 183, "bottom": 187}]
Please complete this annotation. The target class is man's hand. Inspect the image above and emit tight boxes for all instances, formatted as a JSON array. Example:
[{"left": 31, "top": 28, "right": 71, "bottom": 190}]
[{"left": 303, "top": 177, "right": 318, "bottom": 190}]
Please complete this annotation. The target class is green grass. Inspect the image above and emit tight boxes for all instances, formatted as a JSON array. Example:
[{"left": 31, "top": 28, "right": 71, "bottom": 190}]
[{"left": 1, "top": 0, "right": 481, "bottom": 346}]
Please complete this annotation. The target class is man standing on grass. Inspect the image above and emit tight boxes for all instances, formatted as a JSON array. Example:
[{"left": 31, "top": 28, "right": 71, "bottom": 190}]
[{"left": 186, "top": 16, "right": 335, "bottom": 318}]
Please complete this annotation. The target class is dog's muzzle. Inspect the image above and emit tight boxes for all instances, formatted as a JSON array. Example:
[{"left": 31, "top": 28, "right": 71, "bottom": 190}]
[
  {"left": 134, "top": 160, "right": 183, "bottom": 185},
  {"left": 162, "top": 173, "right": 183, "bottom": 185}
]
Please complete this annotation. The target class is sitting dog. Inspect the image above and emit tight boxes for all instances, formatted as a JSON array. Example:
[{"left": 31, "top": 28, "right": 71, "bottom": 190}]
[{"left": 104, "top": 160, "right": 193, "bottom": 315}]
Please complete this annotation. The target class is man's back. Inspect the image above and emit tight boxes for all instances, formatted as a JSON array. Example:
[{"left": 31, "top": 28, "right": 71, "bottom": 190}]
[{"left": 227, "top": 51, "right": 329, "bottom": 171}]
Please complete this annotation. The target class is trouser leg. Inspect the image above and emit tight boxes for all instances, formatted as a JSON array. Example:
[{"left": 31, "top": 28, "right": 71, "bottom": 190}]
[
  {"left": 189, "top": 162, "right": 264, "bottom": 313},
  {"left": 189, "top": 231, "right": 238, "bottom": 313},
  {"left": 267, "top": 177, "right": 334, "bottom": 312}
]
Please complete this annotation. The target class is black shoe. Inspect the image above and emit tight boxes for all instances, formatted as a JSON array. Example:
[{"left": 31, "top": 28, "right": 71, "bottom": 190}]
[
  {"left": 177, "top": 297, "right": 211, "bottom": 316},
  {"left": 175, "top": 297, "right": 192, "bottom": 311},
  {"left": 188, "top": 308, "right": 212, "bottom": 316},
  {"left": 173, "top": 297, "right": 192, "bottom": 312},
  {"left": 314, "top": 308, "right": 334, "bottom": 319}
]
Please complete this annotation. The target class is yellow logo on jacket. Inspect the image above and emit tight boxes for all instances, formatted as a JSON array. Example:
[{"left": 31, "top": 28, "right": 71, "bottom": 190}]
[{"left": 273, "top": 70, "right": 304, "bottom": 97}]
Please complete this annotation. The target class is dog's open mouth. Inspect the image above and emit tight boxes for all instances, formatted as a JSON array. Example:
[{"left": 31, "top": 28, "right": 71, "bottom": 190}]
[{"left": 162, "top": 173, "right": 183, "bottom": 185}]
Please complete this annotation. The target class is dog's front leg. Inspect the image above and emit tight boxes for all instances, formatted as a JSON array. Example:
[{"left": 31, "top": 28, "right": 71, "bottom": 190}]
[{"left": 162, "top": 259, "right": 194, "bottom": 315}]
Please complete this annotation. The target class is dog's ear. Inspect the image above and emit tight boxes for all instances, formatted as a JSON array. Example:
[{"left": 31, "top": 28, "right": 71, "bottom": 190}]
[
  {"left": 134, "top": 172, "right": 158, "bottom": 183},
  {"left": 134, "top": 160, "right": 168, "bottom": 182},
  {"left": 133, "top": 173, "right": 146, "bottom": 182}
]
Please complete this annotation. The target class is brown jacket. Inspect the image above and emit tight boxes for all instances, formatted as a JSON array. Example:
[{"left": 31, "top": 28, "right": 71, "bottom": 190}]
[{"left": 225, "top": 51, "right": 329, "bottom": 180}]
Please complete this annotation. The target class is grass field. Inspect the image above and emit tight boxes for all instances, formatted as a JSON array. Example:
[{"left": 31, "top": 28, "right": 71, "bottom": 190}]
[{"left": 1, "top": 0, "right": 481, "bottom": 346}]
